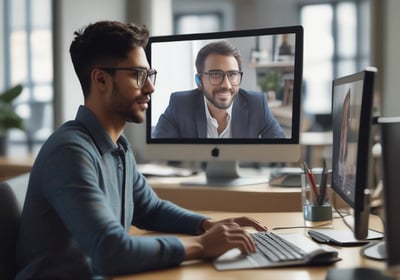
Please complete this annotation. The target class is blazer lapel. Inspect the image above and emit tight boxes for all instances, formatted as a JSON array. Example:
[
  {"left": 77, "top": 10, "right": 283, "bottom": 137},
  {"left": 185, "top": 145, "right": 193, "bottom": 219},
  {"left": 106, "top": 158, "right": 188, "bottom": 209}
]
[
  {"left": 232, "top": 93, "right": 249, "bottom": 138},
  {"left": 195, "top": 92, "right": 207, "bottom": 138}
]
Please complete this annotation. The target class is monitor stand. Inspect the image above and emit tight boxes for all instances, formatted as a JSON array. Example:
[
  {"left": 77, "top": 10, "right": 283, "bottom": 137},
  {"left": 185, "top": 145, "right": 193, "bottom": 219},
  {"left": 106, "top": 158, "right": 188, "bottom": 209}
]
[
  {"left": 361, "top": 240, "right": 387, "bottom": 260},
  {"left": 326, "top": 241, "right": 391, "bottom": 280},
  {"left": 181, "top": 161, "right": 269, "bottom": 187},
  {"left": 342, "top": 214, "right": 386, "bottom": 260},
  {"left": 326, "top": 267, "right": 396, "bottom": 280}
]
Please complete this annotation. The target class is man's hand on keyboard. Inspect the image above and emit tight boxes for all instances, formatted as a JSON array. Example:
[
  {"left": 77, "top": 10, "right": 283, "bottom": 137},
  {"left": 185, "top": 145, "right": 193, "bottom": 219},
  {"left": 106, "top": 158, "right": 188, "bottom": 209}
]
[{"left": 180, "top": 216, "right": 268, "bottom": 260}]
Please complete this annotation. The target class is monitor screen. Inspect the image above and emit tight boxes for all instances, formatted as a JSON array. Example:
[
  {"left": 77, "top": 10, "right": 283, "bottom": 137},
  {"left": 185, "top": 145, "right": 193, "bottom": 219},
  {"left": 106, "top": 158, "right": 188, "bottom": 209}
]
[
  {"left": 144, "top": 26, "right": 303, "bottom": 185},
  {"left": 331, "top": 68, "right": 376, "bottom": 239}
]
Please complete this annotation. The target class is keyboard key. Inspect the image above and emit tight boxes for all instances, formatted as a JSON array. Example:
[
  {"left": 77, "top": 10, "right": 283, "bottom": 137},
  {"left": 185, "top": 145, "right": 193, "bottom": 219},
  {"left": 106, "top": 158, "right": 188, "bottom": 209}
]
[{"left": 252, "top": 232, "right": 306, "bottom": 262}]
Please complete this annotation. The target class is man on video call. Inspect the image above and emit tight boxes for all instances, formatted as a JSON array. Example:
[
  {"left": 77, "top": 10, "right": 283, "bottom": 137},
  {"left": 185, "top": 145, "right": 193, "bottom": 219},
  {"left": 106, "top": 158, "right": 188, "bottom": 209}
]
[{"left": 152, "top": 40, "right": 285, "bottom": 139}]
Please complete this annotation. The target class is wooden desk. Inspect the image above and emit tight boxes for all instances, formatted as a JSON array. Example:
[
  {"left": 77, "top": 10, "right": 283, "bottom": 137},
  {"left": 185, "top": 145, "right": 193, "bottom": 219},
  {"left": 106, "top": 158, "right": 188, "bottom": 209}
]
[
  {"left": 147, "top": 174, "right": 301, "bottom": 212},
  {"left": 115, "top": 211, "right": 386, "bottom": 280},
  {"left": 0, "top": 155, "right": 34, "bottom": 181}
]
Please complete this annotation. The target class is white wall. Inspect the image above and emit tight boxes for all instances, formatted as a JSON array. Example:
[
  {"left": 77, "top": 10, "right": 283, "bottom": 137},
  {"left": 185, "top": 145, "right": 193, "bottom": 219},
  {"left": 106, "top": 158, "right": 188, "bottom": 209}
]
[
  {"left": 234, "top": 0, "right": 299, "bottom": 29},
  {"left": 382, "top": 0, "right": 400, "bottom": 117}
]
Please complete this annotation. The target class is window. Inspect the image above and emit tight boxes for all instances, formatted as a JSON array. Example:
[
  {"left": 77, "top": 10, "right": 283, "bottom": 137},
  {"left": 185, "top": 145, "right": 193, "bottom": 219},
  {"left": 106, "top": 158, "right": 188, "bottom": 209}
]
[
  {"left": 174, "top": 13, "right": 222, "bottom": 34},
  {"left": 300, "top": 1, "right": 370, "bottom": 120},
  {"left": 172, "top": 0, "right": 233, "bottom": 34},
  {"left": 3, "top": 0, "right": 54, "bottom": 155}
]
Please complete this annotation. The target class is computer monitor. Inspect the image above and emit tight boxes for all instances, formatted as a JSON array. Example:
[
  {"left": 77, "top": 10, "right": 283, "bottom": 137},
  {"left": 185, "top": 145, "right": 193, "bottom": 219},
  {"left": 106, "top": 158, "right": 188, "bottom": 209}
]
[
  {"left": 144, "top": 25, "right": 303, "bottom": 186},
  {"left": 331, "top": 68, "right": 377, "bottom": 240},
  {"left": 381, "top": 118, "right": 400, "bottom": 270},
  {"left": 364, "top": 117, "right": 400, "bottom": 266}
]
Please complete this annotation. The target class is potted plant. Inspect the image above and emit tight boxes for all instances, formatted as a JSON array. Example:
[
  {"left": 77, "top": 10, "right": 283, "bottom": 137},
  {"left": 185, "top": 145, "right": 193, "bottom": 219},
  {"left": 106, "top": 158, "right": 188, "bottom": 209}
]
[
  {"left": 0, "top": 84, "right": 24, "bottom": 155},
  {"left": 259, "top": 71, "right": 282, "bottom": 101}
]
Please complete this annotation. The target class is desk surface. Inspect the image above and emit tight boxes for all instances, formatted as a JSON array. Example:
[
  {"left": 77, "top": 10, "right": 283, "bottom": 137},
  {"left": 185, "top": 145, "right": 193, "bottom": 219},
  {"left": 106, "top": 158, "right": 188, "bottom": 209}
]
[
  {"left": 147, "top": 173, "right": 302, "bottom": 212},
  {"left": 0, "top": 155, "right": 35, "bottom": 180},
  {"left": 115, "top": 211, "right": 386, "bottom": 280}
]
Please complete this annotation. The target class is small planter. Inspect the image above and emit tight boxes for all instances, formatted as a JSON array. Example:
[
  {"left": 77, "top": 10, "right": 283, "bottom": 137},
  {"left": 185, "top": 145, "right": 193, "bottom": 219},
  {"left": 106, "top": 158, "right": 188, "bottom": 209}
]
[{"left": 0, "top": 135, "right": 7, "bottom": 156}]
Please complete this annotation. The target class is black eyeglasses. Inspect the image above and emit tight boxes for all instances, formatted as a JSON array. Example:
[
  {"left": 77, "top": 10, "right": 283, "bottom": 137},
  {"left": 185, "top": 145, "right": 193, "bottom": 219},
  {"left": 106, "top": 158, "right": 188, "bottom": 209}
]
[
  {"left": 199, "top": 70, "right": 243, "bottom": 86},
  {"left": 99, "top": 67, "right": 157, "bottom": 88}
]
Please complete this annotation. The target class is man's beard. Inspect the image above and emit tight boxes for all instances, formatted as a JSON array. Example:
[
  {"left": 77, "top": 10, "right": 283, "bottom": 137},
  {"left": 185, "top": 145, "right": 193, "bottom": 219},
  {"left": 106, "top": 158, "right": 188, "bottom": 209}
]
[
  {"left": 204, "top": 88, "right": 237, "bottom": 110},
  {"left": 111, "top": 81, "right": 146, "bottom": 124}
]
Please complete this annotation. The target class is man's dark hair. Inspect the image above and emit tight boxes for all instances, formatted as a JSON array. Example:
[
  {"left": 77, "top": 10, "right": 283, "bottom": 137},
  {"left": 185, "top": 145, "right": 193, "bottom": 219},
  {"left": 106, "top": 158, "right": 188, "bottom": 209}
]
[
  {"left": 195, "top": 40, "right": 242, "bottom": 74},
  {"left": 69, "top": 21, "right": 149, "bottom": 97}
]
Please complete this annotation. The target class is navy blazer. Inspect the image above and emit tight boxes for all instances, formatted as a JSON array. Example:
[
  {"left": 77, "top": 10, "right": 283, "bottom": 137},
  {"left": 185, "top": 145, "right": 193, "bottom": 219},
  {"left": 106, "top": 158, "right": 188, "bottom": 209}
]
[{"left": 152, "top": 89, "right": 285, "bottom": 139}]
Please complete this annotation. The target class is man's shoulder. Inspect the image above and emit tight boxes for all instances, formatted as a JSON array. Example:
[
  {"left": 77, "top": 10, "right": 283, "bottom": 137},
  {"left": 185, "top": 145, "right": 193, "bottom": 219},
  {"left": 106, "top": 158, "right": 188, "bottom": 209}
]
[
  {"left": 33, "top": 121, "right": 94, "bottom": 168},
  {"left": 44, "top": 120, "right": 93, "bottom": 149},
  {"left": 238, "top": 88, "right": 264, "bottom": 97},
  {"left": 238, "top": 89, "right": 265, "bottom": 103},
  {"left": 169, "top": 89, "right": 203, "bottom": 105},
  {"left": 171, "top": 88, "right": 200, "bottom": 98}
]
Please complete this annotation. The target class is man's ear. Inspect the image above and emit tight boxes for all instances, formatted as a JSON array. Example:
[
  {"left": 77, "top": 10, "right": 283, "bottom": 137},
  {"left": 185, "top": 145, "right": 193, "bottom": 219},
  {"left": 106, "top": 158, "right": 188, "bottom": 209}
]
[{"left": 91, "top": 68, "right": 108, "bottom": 91}]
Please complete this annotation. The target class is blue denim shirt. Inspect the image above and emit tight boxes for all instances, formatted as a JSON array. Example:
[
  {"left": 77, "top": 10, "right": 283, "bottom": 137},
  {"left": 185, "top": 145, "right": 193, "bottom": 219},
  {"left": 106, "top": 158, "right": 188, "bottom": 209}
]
[{"left": 16, "top": 106, "right": 207, "bottom": 279}]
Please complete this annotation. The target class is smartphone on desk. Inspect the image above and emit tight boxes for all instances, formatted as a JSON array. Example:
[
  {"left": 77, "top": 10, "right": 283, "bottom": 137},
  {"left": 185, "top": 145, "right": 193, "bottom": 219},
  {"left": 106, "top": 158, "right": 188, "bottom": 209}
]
[{"left": 308, "top": 228, "right": 384, "bottom": 246}]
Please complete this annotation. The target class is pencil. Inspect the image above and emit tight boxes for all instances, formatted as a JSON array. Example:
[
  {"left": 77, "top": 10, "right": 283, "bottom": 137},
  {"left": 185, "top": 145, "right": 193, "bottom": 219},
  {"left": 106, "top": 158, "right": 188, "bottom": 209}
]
[
  {"left": 302, "top": 161, "right": 319, "bottom": 204},
  {"left": 318, "top": 159, "right": 328, "bottom": 205}
]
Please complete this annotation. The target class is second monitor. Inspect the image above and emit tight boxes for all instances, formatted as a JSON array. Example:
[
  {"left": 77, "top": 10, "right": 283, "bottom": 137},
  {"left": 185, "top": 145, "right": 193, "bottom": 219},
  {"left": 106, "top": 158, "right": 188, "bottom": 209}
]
[{"left": 331, "top": 67, "right": 377, "bottom": 240}]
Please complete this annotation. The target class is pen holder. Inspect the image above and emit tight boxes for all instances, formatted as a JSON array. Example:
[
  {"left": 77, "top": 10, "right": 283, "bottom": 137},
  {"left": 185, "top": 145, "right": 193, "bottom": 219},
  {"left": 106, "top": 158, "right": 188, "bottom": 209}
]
[{"left": 301, "top": 173, "right": 333, "bottom": 227}]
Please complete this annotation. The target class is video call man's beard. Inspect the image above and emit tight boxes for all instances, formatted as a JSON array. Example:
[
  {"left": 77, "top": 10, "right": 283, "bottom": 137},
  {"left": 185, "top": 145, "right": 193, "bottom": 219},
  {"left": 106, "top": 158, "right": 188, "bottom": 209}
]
[{"left": 203, "top": 88, "right": 238, "bottom": 110}]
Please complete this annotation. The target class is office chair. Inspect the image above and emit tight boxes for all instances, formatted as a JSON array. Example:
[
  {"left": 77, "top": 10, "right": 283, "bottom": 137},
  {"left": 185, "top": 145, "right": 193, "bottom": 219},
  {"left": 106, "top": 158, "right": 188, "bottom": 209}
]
[{"left": 0, "top": 173, "right": 29, "bottom": 280}]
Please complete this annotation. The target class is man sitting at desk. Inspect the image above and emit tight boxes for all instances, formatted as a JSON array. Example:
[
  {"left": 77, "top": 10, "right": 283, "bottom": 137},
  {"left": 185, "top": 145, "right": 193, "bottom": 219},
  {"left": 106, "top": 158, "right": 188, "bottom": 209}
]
[
  {"left": 152, "top": 41, "right": 285, "bottom": 139},
  {"left": 15, "top": 21, "right": 267, "bottom": 280}
]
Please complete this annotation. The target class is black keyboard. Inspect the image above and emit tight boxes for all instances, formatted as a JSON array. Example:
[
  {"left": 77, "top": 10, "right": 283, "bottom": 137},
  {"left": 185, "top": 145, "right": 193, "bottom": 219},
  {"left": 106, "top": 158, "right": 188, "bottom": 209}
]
[{"left": 251, "top": 232, "right": 307, "bottom": 263}]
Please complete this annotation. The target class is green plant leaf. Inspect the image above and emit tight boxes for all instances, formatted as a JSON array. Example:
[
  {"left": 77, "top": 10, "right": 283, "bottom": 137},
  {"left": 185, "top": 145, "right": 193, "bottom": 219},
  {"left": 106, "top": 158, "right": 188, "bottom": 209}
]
[
  {"left": 0, "top": 84, "right": 23, "bottom": 103},
  {"left": 0, "top": 84, "right": 24, "bottom": 132},
  {"left": 0, "top": 113, "right": 24, "bottom": 131},
  {"left": 259, "top": 71, "right": 281, "bottom": 93}
]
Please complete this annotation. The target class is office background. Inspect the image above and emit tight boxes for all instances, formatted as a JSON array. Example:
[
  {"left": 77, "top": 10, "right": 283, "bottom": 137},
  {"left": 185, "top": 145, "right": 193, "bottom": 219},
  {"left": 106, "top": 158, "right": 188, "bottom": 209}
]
[{"left": 0, "top": 0, "right": 398, "bottom": 161}]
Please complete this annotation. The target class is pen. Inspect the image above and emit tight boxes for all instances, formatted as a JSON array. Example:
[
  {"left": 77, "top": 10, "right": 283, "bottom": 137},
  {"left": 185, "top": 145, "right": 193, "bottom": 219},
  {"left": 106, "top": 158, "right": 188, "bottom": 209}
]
[
  {"left": 302, "top": 161, "right": 319, "bottom": 204},
  {"left": 318, "top": 159, "right": 328, "bottom": 205}
]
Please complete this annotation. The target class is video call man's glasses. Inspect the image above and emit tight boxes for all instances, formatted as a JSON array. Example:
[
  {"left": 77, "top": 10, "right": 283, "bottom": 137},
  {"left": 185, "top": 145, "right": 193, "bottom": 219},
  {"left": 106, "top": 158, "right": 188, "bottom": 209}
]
[
  {"left": 99, "top": 67, "right": 157, "bottom": 88},
  {"left": 199, "top": 70, "right": 243, "bottom": 86}
]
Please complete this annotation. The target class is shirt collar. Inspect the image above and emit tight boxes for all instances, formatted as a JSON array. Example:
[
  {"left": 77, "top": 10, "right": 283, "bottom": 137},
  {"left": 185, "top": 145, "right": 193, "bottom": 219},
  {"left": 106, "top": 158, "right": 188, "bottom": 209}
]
[
  {"left": 75, "top": 105, "right": 130, "bottom": 155},
  {"left": 203, "top": 96, "right": 233, "bottom": 138}
]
